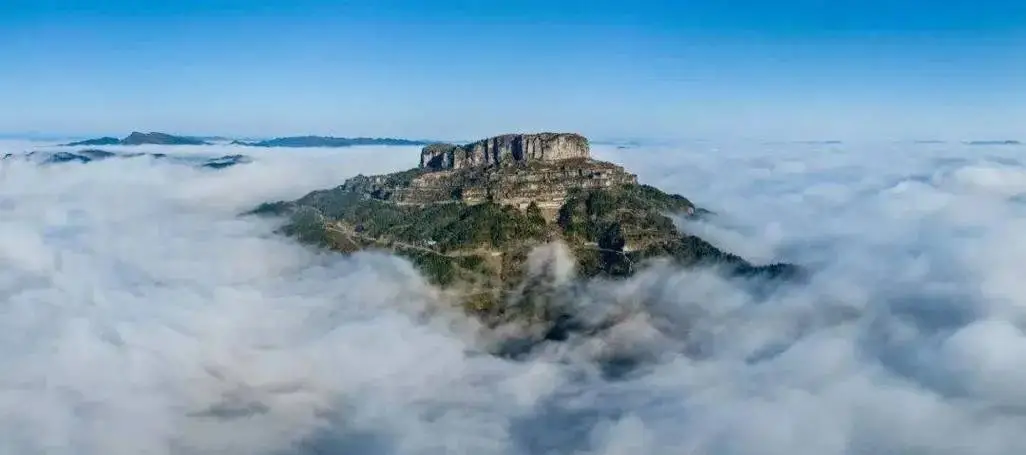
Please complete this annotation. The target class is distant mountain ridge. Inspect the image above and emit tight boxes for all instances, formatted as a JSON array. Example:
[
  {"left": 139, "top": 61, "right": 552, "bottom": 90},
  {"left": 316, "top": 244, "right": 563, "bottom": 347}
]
[
  {"left": 966, "top": 140, "right": 1021, "bottom": 146},
  {"left": 63, "top": 132, "right": 434, "bottom": 148},
  {"left": 3, "top": 148, "right": 251, "bottom": 169},
  {"left": 233, "top": 136, "right": 433, "bottom": 148},
  {"left": 65, "top": 137, "right": 122, "bottom": 146},
  {"left": 64, "top": 132, "right": 211, "bottom": 146}
]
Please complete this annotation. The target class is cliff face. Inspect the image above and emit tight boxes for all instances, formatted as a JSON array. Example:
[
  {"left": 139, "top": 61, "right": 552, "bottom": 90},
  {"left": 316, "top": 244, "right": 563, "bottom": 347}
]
[
  {"left": 420, "top": 133, "right": 590, "bottom": 170},
  {"left": 343, "top": 133, "right": 635, "bottom": 221},
  {"left": 344, "top": 159, "right": 637, "bottom": 220}
]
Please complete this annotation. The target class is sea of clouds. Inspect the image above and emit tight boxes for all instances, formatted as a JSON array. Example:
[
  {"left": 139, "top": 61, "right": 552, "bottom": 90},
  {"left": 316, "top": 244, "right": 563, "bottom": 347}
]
[{"left": 2, "top": 139, "right": 1026, "bottom": 454}]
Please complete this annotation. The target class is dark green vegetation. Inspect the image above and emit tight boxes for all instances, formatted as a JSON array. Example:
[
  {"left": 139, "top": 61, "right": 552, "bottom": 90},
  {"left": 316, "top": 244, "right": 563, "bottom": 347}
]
[
  {"left": 234, "top": 136, "right": 433, "bottom": 148},
  {"left": 64, "top": 137, "right": 121, "bottom": 146},
  {"left": 63, "top": 132, "right": 211, "bottom": 146},
  {"left": 253, "top": 190, "right": 547, "bottom": 263},
  {"left": 558, "top": 185, "right": 796, "bottom": 279},
  {"left": 251, "top": 180, "right": 800, "bottom": 322}
]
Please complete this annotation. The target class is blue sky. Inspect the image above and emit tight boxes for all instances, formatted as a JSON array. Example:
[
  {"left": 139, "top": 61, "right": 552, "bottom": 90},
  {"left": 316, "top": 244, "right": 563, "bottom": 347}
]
[{"left": 2, "top": 0, "right": 1025, "bottom": 141}]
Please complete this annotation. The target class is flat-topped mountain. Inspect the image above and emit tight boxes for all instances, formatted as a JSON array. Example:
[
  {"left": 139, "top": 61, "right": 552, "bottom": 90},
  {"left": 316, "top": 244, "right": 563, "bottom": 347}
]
[
  {"left": 251, "top": 132, "right": 799, "bottom": 338},
  {"left": 64, "top": 132, "right": 211, "bottom": 146},
  {"left": 234, "top": 136, "right": 433, "bottom": 148}
]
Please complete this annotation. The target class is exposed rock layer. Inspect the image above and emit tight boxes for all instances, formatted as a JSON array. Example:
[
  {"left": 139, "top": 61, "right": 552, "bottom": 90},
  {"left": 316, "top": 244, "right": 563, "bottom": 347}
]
[
  {"left": 343, "top": 158, "right": 637, "bottom": 220},
  {"left": 420, "top": 133, "right": 591, "bottom": 170}
]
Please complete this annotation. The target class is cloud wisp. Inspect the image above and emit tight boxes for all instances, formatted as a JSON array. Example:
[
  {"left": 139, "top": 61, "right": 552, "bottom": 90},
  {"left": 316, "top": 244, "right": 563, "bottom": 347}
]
[{"left": 2, "top": 140, "right": 1026, "bottom": 454}]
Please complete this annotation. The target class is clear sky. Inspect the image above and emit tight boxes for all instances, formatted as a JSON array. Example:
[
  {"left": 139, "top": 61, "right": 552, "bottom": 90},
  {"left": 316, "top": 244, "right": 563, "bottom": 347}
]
[{"left": 2, "top": 0, "right": 1025, "bottom": 141}]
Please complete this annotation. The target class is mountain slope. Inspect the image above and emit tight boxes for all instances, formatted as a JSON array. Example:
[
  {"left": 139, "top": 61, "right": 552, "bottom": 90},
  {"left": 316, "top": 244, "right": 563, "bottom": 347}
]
[{"left": 250, "top": 133, "right": 800, "bottom": 332}]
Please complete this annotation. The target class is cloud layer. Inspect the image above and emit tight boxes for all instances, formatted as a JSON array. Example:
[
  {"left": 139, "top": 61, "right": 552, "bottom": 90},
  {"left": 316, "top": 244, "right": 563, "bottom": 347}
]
[{"left": 2, "top": 140, "right": 1026, "bottom": 454}]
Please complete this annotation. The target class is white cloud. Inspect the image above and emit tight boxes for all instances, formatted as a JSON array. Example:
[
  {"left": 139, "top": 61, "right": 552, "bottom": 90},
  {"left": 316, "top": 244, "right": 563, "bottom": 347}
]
[{"left": 2, "top": 139, "right": 1026, "bottom": 454}]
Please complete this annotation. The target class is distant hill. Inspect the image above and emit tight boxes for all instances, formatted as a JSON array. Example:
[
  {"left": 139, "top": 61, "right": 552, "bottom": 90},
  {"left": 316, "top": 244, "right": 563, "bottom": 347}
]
[
  {"left": 121, "top": 132, "right": 210, "bottom": 145},
  {"left": 234, "top": 136, "right": 433, "bottom": 148},
  {"left": 64, "top": 137, "right": 122, "bottom": 146},
  {"left": 3, "top": 148, "right": 250, "bottom": 169},
  {"left": 63, "top": 132, "right": 211, "bottom": 146},
  {"left": 966, "top": 140, "right": 1021, "bottom": 146},
  {"left": 794, "top": 140, "right": 843, "bottom": 145}
]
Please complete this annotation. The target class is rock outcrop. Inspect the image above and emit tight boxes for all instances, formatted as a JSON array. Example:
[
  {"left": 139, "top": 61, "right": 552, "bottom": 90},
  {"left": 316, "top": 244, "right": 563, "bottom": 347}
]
[
  {"left": 420, "top": 133, "right": 590, "bottom": 170},
  {"left": 343, "top": 133, "right": 635, "bottom": 220}
]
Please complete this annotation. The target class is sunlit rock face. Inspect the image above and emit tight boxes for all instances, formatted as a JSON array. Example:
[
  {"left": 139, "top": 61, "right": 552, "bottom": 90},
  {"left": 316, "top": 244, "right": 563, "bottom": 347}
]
[
  {"left": 420, "top": 133, "right": 591, "bottom": 170},
  {"left": 350, "top": 133, "right": 636, "bottom": 220}
]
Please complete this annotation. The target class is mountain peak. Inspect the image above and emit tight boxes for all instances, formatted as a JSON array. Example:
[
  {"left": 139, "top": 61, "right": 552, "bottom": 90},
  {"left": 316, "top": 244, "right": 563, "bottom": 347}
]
[
  {"left": 121, "top": 132, "right": 209, "bottom": 146},
  {"left": 250, "top": 132, "right": 801, "bottom": 334}
]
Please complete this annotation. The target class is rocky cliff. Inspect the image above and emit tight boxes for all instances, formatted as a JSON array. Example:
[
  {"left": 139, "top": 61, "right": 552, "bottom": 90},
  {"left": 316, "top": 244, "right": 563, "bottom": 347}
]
[
  {"left": 420, "top": 133, "right": 590, "bottom": 170},
  {"left": 342, "top": 133, "right": 635, "bottom": 220},
  {"left": 341, "top": 160, "right": 637, "bottom": 221}
]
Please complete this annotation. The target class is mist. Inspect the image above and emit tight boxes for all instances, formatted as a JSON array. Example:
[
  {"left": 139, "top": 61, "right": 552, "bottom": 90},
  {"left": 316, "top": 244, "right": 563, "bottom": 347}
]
[{"left": 2, "top": 139, "right": 1026, "bottom": 454}]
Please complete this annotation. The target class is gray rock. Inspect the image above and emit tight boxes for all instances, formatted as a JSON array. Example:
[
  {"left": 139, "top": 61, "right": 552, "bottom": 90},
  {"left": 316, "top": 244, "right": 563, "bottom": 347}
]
[
  {"left": 343, "top": 132, "right": 635, "bottom": 221},
  {"left": 421, "top": 133, "right": 590, "bottom": 170}
]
